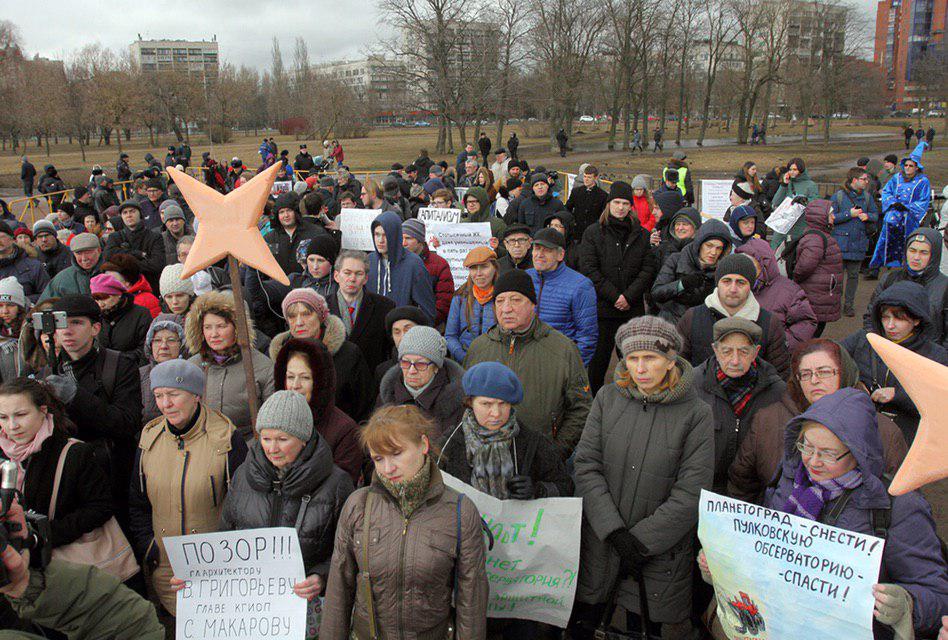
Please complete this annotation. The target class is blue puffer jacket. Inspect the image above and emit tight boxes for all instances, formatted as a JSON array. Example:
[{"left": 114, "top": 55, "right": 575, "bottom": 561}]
[
  {"left": 766, "top": 389, "right": 948, "bottom": 638},
  {"left": 445, "top": 294, "right": 495, "bottom": 362},
  {"left": 367, "top": 211, "right": 437, "bottom": 322},
  {"left": 831, "top": 187, "right": 879, "bottom": 260},
  {"left": 528, "top": 263, "right": 598, "bottom": 366}
]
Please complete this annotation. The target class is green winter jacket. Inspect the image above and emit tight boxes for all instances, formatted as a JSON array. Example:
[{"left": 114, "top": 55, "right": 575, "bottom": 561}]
[
  {"left": 460, "top": 186, "right": 507, "bottom": 239},
  {"left": 770, "top": 170, "right": 821, "bottom": 249},
  {"left": 38, "top": 263, "right": 98, "bottom": 302},
  {"left": 5, "top": 559, "right": 164, "bottom": 639},
  {"left": 463, "top": 317, "right": 591, "bottom": 455}
]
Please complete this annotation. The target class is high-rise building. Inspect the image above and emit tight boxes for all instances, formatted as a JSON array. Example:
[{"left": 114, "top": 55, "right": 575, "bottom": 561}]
[
  {"left": 313, "top": 56, "right": 408, "bottom": 110},
  {"left": 130, "top": 37, "right": 219, "bottom": 83},
  {"left": 873, "top": 0, "right": 947, "bottom": 109}
]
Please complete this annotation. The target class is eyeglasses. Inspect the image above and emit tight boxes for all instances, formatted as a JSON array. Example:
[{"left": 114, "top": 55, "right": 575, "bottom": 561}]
[
  {"left": 713, "top": 345, "right": 756, "bottom": 359},
  {"left": 399, "top": 358, "right": 432, "bottom": 372},
  {"left": 795, "top": 367, "right": 838, "bottom": 382},
  {"left": 505, "top": 238, "right": 531, "bottom": 246},
  {"left": 795, "top": 440, "right": 851, "bottom": 463}
]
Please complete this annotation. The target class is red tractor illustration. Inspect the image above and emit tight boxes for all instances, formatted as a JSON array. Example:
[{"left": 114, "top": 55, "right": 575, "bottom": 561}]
[{"left": 726, "top": 591, "right": 766, "bottom": 636}]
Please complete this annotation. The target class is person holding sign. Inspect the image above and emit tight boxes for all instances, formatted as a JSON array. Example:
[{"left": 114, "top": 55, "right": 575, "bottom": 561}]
[
  {"left": 757, "top": 389, "right": 948, "bottom": 638},
  {"left": 446, "top": 247, "right": 498, "bottom": 362},
  {"left": 321, "top": 404, "right": 489, "bottom": 639},
  {"left": 461, "top": 187, "right": 506, "bottom": 242},
  {"left": 572, "top": 315, "right": 713, "bottom": 639}
]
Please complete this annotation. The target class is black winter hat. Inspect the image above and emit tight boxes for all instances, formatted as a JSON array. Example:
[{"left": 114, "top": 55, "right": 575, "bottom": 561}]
[
  {"left": 118, "top": 199, "right": 142, "bottom": 214},
  {"left": 714, "top": 253, "right": 757, "bottom": 285},
  {"left": 145, "top": 178, "right": 164, "bottom": 191},
  {"left": 502, "top": 223, "right": 531, "bottom": 239},
  {"left": 52, "top": 294, "right": 102, "bottom": 322},
  {"left": 273, "top": 192, "right": 300, "bottom": 213},
  {"left": 494, "top": 269, "right": 537, "bottom": 305},
  {"left": 664, "top": 168, "right": 679, "bottom": 183},
  {"left": 608, "top": 180, "right": 635, "bottom": 203},
  {"left": 384, "top": 306, "right": 432, "bottom": 336},
  {"left": 305, "top": 234, "right": 340, "bottom": 264},
  {"left": 533, "top": 227, "right": 565, "bottom": 250}
]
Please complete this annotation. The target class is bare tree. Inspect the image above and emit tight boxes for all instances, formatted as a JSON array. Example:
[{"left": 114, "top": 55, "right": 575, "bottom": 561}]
[
  {"left": 912, "top": 49, "right": 948, "bottom": 134},
  {"left": 695, "top": 0, "right": 738, "bottom": 145},
  {"left": 492, "top": 0, "right": 527, "bottom": 146},
  {"left": 674, "top": 0, "right": 700, "bottom": 145}
]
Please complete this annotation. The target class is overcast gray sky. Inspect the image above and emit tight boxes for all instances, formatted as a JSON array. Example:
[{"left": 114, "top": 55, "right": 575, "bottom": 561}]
[{"left": 9, "top": 0, "right": 877, "bottom": 69}]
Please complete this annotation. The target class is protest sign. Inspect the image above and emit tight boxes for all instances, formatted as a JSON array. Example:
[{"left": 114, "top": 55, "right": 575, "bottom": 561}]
[
  {"left": 425, "top": 222, "right": 492, "bottom": 286},
  {"left": 271, "top": 181, "right": 292, "bottom": 195},
  {"left": 701, "top": 180, "right": 734, "bottom": 220},
  {"left": 698, "top": 490, "right": 884, "bottom": 640},
  {"left": 165, "top": 527, "right": 306, "bottom": 640},
  {"left": 454, "top": 186, "right": 469, "bottom": 203},
  {"left": 765, "top": 199, "right": 806, "bottom": 235},
  {"left": 418, "top": 207, "right": 462, "bottom": 224},
  {"left": 339, "top": 208, "right": 381, "bottom": 251},
  {"left": 441, "top": 472, "right": 582, "bottom": 627}
]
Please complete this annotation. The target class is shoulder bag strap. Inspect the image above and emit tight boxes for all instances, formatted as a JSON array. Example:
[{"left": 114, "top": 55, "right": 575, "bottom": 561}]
[
  {"left": 48, "top": 438, "right": 78, "bottom": 521},
  {"left": 822, "top": 489, "right": 855, "bottom": 528},
  {"left": 362, "top": 492, "right": 379, "bottom": 640}
]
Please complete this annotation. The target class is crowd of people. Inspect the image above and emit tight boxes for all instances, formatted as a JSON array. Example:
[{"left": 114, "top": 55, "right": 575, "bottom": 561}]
[{"left": 0, "top": 135, "right": 946, "bottom": 640}]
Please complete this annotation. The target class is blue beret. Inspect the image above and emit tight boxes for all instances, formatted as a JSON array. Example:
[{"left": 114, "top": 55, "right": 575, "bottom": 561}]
[
  {"left": 150, "top": 359, "right": 204, "bottom": 397},
  {"left": 462, "top": 362, "right": 523, "bottom": 404}
]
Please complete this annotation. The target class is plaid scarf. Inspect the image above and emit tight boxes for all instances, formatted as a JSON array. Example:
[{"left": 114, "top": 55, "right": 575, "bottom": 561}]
[
  {"left": 461, "top": 408, "right": 519, "bottom": 500},
  {"left": 783, "top": 463, "right": 863, "bottom": 521},
  {"left": 716, "top": 360, "right": 758, "bottom": 417}
]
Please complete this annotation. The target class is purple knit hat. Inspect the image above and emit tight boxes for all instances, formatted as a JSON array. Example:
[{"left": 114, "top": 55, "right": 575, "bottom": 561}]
[{"left": 281, "top": 288, "right": 329, "bottom": 322}]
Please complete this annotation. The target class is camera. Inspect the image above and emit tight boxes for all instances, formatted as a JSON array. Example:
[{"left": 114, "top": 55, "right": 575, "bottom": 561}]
[
  {"left": 0, "top": 461, "right": 50, "bottom": 588},
  {"left": 31, "top": 310, "right": 67, "bottom": 373}
]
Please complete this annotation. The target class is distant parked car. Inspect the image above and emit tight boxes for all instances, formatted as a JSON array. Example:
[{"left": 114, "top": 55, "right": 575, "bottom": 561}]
[
  {"left": 832, "top": 112, "right": 851, "bottom": 119},
  {"left": 413, "top": 121, "right": 432, "bottom": 127},
  {"left": 579, "top": 115, "right": 595, "bottom": 123},
  {"left": 928, "top": 109, "right": 945, "bottom": 118}
]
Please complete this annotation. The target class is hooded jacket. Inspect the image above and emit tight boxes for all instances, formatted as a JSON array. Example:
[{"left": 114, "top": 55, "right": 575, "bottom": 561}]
[
  {"left": 378, "top": 358, "right": 466, "bottom": 440},
  {"left": 831, "top": 186, "right": 879, "bottom": 260},
  {"left": 793, "top": 201, "right": 843, "bottom": 322},
  {"left": 842, "top": 280, "right": 948, "bottom": 440},
  {"left": 653, "top": 207, "right": 702, "bottom": 269},
  {"left": 579, "top": 213, "right": 658, "bottom": 320},
  {"left": 221, "top": 432, "right": 354, "bottom": 577},
  {"left": 726, "top": 204, "right": 763, "bottom": 246},
  {"left": 460, "top": 186, "right": 507, "bottom": 240},
  {"left": 528, "top": 262, "right": 598, "bottom": 366},
  {"left": 265, "top": 217, "right": 328, "bottom": 276},
  {"left": 367, "top": 212, "right": 437, "bottom": 322},
  {"left": 268, "top": 314, "right": 376, "bottom": 423},
  {"left": 653, "top": 183, "right": 685, "bottom": 219},
  {"left": 737, "top": 239, "right": 817, "bottom": 350},
  {"left": 865, "top": 227, "right": 948, "bottom": 347},
  {"left": 574, "top": 359, "right": 714, "bottom": 621},
  {"left": 770, "top": 169, "right": 820, "bottom": 246},
  {"left": 126, "top": 274, "right": 161, "bottom": 319},
  {"left": 651, "top": 219, "right": 733, "bottom": 323},
  {"left": 765, "top": 389, "right": 948, "bottom": 637},
  {"left": 272, "top": 337, "right": 364, "bottom": 483},
  {"left": 185, "top": 291, "right": 275, "bottom": 440}
]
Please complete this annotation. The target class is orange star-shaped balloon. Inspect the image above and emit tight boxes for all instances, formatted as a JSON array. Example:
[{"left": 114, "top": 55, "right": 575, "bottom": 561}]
[
  {"left": 867, "top": 333, "right": 948, "bottom": 495},
  {"left": 167, "top": 162, "right": 289, "bottom": 285}
]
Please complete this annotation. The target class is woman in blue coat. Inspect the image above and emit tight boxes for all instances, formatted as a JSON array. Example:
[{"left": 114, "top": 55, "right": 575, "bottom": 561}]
[
  {"left": 871, "top": 142, "right": 932, "bottom": 269},
  {"left": 445, "top": 247, "right": 497, "bottom": 362},
  {"left": 765, "top": 389, "right": 948, "bottom": 639},
  {"left": 832, "top": 167, "right": 880, "bottom": 316}
]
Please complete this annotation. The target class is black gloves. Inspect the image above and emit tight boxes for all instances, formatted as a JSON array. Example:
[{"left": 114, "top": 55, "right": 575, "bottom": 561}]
[
  {"left": 507, "top": 475, "right": 535, "bottom": 500},
  {"left": 680, "top": 273, "right": 705, "bottom": 291},
  {"left": 791, "top": 195, "right": 809, "bottom": 206},
  {"left": 891, "top": 202, "right": 907, "bottom": 212},
  {"left": 607, "top": 529, "right": 647, "bottom": 580}
]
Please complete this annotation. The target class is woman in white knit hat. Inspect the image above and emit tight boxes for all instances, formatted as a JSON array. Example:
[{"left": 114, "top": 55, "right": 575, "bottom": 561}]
[{"left": 0, "top": 276, "right": 26, "bottom": 382}]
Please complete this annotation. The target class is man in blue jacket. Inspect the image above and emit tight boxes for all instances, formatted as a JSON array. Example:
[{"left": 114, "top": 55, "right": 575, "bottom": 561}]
[
  {"left": 367, "top": 211, "right": 437, "bottom": 322},
  {"left": 527, "top": 227, "right": 598, "bottom": 365}
]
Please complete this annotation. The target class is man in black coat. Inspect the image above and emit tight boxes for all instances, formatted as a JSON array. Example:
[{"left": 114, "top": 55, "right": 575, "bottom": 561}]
[
  {"left": 20, "top": 156, "right": 36, "bottom": 196},
  {"left": 507, "top": 132, "right": 519, "bottom": 160},
  {"left": 32, "top": 220, "right": 73, "bottom": 279},
  {"left": 504, "top": 173, "right": 568, "bottom": 233},
  {"left": 42, "top": 295, "right": 142, "bottom": 526},
  {"left": 328, "top": 250, "right": 396, "bottom": 372},
  {"left": 497, "top": 224, "right": 534, "bottom": 274},
  {"left": 294, "top": 144, "right": 316, "bottom": 175},
  {"left": 477, "top": 132, "right": 492, "bottom": 165},
  {"left": 565, "top": 165, "right": 608, "bottom": 235},
  {"left": 93, "top": 176, "right": 120, "bottom": 214},
  {"left": 116, "top": 153, "right": 132, "bottom": 182},
  {"left": 556, "top": 129, "right": 568, "bottom": 157},
  {"left": 103, "top": 200, "right": 167, "bottom": 294},
  {"left": 265, "top": 192, "right": 328, "bottom": 276}
]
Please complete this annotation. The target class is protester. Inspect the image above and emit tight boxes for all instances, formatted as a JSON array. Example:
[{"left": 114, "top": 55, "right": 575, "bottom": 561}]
[
  {"left": 137, "top": 179, "right": 167, "bottom": 230},
  {"left": 651, "top": 219, "right": 732, "bottom": 323},
  {"left": 100, "top": 253, "right": 162, "bottom": 319},
  {"left": 446, "top": 247, "right": 497, "bottom": 363},
  {"left": 736, "top": 239, "right": 817, "bottom": 351},
  {"left": 0, "top": 222, "right": 48, "bottom": 303},
  {"left": 39, "top": 233, "right": 102, "bottom": 301},
  {"left": 565, "top": 165, "right": 609, "bottom": 235},
  {"left": 0, "top": 276, "right": 26, "bottom": 341},
  {"left": 734, "top": 161, "right": 773, "bottom": 218},
  {"left": 677, "top": 253, "right": 792, "bottom": 378},
  {"left": 138, "top": 314, "right": 186, "bottom": 425},
  {"left": 727, "top": 204, "right": 763, "bottom": 246},
  {"left": 401, "top": 219, "right": 453, "bottom": 325},
  {"left": 266, "top": 192, "right": 327, "bottom": 276},
  {"left": 497, "top": 224, "right": 534, "bottom": 274},
  {"left": 103, "top": 200, "right": 166, "bottom": 293},
  {"left": 32, "top": 220, "right": 72, "bottom": 280},
  {"left": 464, "top": 269, "right": 591, "bottom": 456},
  {"left": 270, "top": 288, "right": 375, "bottom": 422},
  {"left": 653, "top": 169, "right": 685, "bottom": 220},
  {"left": 572, "top": 315, "right": 713, "bottom": 639},
  {"left": 367, "top": 211, "right": 436, "bottom": 321},
  {"left": 321, "top": 404, "right": 489, "bottom": 639},
  {"left": 461, "top": 186, "right": 506, "bottom": 241},
  {"left": 770, "top": 157, "right": 819, "bottom": 248},
  {"left": 185, "top": 291, "right": 274, "bottom": 440},
  {"left": 832, "top": 167, "right": 880, "bottom": 317},
  {"left": 129, "top": 359, "right": 246, "bottom": 617},
  {"left": 663, "top": 150, "right": 695, "bottom": 206},
  {"left": 378, "top": 325, "right": 465, "bottom": 439},
  {"left": 90, "top": 273, "right": 151, "bottom": 362},
  {"left": 651, "top": 206, "right": 701, "bottom": 267},
  {"left": 374, "top": 305, "right": 431, "bottom": 383},
  {"left": 158, "top": 203, "right": 192, "bottom": 267},
  {"left": 503, "top": 173, "right": 567, "bottom": 233},
  {"left": 842, "top": 281, "right": 948, "bottom": 442},
  {"left": 158, "top": 262, "right": 195, "bottom": 317},
  {"left": 789, "top": 200, "right": 843, "bottom": 335}
]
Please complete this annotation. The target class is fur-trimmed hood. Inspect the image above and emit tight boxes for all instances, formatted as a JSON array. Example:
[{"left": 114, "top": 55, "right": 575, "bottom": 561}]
[
  {"left": 184, "top": 290, "right": 256, "bottom": 358},
  {"left": 267, "top": 313, "right": 346, "bottom": 361},
  {"left": 272, "top": 335, "right": 337, "bottom": 419}
]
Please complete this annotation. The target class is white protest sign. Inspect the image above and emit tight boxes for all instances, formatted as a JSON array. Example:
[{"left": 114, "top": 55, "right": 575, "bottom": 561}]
[
  {"left": 698, "top": 490, "right": 884, "bottom": 640},
  {"left": 562, "top": 173, "right": 577, "bottom": 200},
  {"left": 454, "top": 186, "right": 470, "bottom": 203},
  {"left": 765, "top": 199, "right": 807, "bottom": 235},
  {"left": 271, "top": 181, "right": 293, "bottom": 195},
  {"left": 418, "top": 207, "right": 462, "bottom": 224},
  {"left": 426, "top": 222, "right": 492, "bottom": 287},
  {"left": 442, "top": 472, "right": 582, "bottom": 628},
  {"left": 701, "top": 180, "right": 734, "bottom": 220},
  {"left": 339, "top": 208, "right": 381, "bottom": 251},
  {"left": 165, "top": 527, "right": 307, "bottom": 640}
]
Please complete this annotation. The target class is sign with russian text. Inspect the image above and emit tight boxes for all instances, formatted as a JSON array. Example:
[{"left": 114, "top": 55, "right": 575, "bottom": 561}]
[
  {"left": 441, "top": 472, "right": 582, "bottom": 627},
  {"left": 418, "top": 207, "right": 462, "bottom": 224},
  {"left": 698, "top": 490, "right": 884, "bottom": 640},
  {"left": 701, "top": 180, "right": 734, "bottom": 220},
  {"left": 425, "top": 222, "right": 492, "bottom": 288},
  {"left": 339, "top": 208, "right": 381, "bottom": 251},
  {"left": 271, "top": 181, "right": 293, "bottom": 195},
  {"left": 165, "top": 527, "right": 306, "bottom": 640}
]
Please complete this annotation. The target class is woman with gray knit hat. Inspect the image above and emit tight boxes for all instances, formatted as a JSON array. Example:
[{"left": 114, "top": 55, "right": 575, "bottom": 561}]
[
  {"left": 378, "top": 325, "right": 465, "bottom": 439},
  {"left": 572, "top": 315, "right": 713, "bottom": 639},
  {"left": 138, "top": 313, "right": 186, "bottom": 424},
  {"left": 128, "top": 358, "right": 247, "bottom": 619}
]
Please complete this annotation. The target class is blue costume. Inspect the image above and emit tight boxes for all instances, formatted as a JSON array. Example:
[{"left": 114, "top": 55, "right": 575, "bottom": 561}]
[{"left": 870, "top": 142, "right": 932, "bottom": 268}]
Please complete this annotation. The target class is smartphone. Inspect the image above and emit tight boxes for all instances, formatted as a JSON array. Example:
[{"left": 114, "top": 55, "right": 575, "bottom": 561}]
[{"left": 31, "top": 310, "right": 67, "bottom": 334}]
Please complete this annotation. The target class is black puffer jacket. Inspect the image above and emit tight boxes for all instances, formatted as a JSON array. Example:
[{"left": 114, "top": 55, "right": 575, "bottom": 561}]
[
  {"left": 220, "top": 434, "right": 354, "bottom": 577},
  {"left": 378, "top": 359, "right": 466, "bottom": 440},
  {"left": 580, "top": 214, "right": 658, "bottom": 319},
  {"left": 99, "top": 296, "right": 152, "bottom": 364},
  {"left": 650, "top": 220, "right": 732, "bottom": 323}
]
